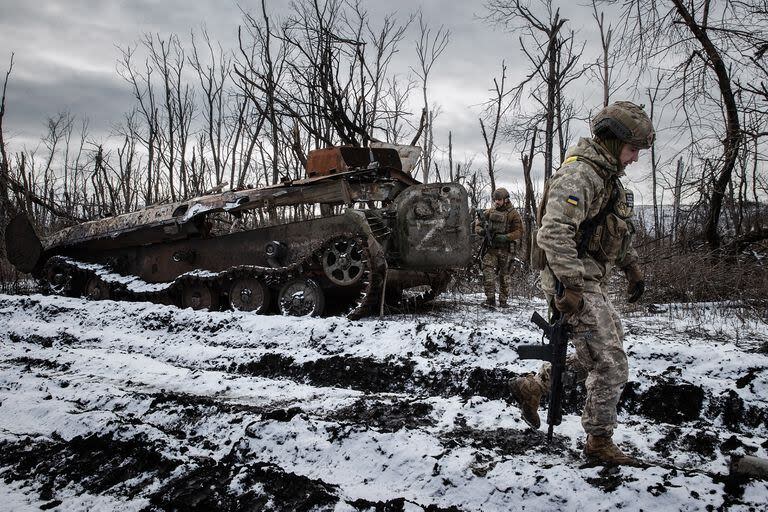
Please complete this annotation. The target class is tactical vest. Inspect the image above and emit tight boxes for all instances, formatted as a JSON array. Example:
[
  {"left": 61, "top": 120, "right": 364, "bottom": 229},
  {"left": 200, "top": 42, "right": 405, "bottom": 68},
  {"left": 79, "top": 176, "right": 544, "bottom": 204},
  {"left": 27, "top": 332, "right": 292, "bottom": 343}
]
[
  {"left": 487, "top": 208, "right": 511, "bottom": 248},
  {"left": 530, "top": 155, "right": 635, "bottom": 270}
]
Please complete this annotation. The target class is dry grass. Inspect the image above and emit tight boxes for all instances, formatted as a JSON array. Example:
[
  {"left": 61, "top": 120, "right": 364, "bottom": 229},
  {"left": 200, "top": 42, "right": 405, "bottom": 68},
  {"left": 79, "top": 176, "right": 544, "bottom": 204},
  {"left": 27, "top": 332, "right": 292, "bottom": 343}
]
[
  {"left": 638, "top": 244, "right": 768, "bottom": 305},
  {"left": 0, "top": 258, "right": 34, "bottom": 294}
]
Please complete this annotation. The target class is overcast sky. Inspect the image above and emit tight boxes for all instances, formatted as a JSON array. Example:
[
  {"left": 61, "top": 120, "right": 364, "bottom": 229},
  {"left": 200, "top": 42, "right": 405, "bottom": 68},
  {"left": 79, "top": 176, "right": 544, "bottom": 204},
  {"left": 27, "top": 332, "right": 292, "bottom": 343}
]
[{"left": 1, "top": 0, "right": 660, "bottom": 199}]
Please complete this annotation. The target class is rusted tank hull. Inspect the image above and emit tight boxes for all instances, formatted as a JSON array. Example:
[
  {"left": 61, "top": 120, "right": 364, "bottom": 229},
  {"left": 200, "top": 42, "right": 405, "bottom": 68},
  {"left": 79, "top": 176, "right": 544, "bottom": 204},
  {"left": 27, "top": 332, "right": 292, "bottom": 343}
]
[
  {"left": 7, "top": 147, "right": 473, "bottom": 317},
  {"left": 61, "top": 212, "right": 372, "bottom": 284}
]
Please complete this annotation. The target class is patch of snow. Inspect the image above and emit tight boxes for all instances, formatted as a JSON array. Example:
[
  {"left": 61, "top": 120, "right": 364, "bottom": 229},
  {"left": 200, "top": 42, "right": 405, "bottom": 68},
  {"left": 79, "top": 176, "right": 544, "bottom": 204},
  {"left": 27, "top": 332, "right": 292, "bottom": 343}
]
[{"left": 0, "top": 292, "right": 765, "bottom": 510}]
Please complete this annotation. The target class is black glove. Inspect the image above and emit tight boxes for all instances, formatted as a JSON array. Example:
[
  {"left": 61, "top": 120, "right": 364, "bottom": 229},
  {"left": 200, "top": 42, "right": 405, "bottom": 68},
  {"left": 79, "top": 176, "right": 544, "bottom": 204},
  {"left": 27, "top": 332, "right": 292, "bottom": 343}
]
[
  {"left": 493, "top": 234, "right": 508, "bottom": 244},
  {"left": 628, "top": 280, "right": 645, "bottom": 303}
]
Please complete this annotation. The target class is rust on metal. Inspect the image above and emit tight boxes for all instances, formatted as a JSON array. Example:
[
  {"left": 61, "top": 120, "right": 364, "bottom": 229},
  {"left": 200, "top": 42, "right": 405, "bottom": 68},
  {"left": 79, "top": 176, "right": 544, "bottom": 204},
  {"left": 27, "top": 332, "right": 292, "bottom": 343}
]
[{"left": 306, "top": 146, "right": 404, "bottom": 178}]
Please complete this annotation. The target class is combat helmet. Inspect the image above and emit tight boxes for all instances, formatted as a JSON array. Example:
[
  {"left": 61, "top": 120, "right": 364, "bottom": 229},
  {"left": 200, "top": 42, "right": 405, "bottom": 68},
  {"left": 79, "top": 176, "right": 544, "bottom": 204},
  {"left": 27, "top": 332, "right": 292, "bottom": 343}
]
[
  {"left": 591, "top": 101, "right": 655, "bottom": 149},
  {"left": 493, "top": 187, "right": 510, "bottom": 201}
]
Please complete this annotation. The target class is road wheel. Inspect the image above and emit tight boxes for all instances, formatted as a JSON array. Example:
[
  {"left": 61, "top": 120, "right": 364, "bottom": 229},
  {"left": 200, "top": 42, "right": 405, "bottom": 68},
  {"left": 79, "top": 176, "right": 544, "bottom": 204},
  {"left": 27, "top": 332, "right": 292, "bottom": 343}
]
[
  {"left": 322, "top": 238, "right": 365, "bottom": 286},
  {"left": 278, "top": 278, "right": 325, "bottom": 316},
  {"left": 181, "top": 281, "right": 219, "bottom": 311},
  {"left": 85, "top": 277, "right": 111, "bottom": 300},
  {"left": 45, "top": 262, "right": 74, "bottom": 295},
  {"left": 229, "top": 277, "right": 271, "bottom": 313}
]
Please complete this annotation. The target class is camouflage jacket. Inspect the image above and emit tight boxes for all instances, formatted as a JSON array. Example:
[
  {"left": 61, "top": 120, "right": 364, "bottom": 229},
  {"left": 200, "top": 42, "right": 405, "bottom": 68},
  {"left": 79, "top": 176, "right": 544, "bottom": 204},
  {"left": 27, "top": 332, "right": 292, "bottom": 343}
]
[
  {"left": 537, "top": 137, "right": 640, "bottom": 294},
  {"left": 474, "top": 204, "right": 524, "bottom": 249}
]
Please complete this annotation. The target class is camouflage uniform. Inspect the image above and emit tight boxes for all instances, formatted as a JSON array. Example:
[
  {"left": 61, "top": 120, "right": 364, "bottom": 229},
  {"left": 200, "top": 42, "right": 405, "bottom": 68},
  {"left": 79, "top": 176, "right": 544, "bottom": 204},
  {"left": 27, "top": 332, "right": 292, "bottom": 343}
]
[
  {"left": 534, "top": 136, "right": 641, "bottom": 438},
  {"left": 474, "top": 203, "right": 524, "bottom": 305},
  {"left": 511, "top": 101, "right": 653, "bottom": 465}
]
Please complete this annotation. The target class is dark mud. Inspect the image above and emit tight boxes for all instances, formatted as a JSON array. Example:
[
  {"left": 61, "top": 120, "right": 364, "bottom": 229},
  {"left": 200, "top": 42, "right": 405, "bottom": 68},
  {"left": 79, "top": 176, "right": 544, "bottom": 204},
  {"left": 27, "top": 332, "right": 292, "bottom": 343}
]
[
  {"left": 735, "top": 367, "right": 764, "bottom": 389},
  {"left": 231, "top": 354, "right": 419, "bottom": 394},
  {"left": 619, "top": 380, "right": 704, "bottom": 424},
  {"left": 348, "top": 497, "right": 464, "bottom": 512},
  {"left": 331, "top": 398, "right": 436, "bottom": 433},
  {"left": 635, "top": 380, "right": 704, "bottom": 425},
  {"left": 146, "top": 445, "right": 339, "bottom": 512},
  {"left": 707, "top": 390, "right": 768, "bottom": 431},
  {"left": 145, "top": 390, "right": 436, "bottom": 436},
  {"left": 228, "top": 353, "right": 525, "bottom": 399},
  {"left": 585, "top": 466, "right": 638, "bottom": 493},
  {"left": 0, "top": 433, "right": 179, "bottom": 501},
  {"left": 652, "top": 425, "right": 720, "bottom": 459},
  {"left": 5, "top": 299, "right": 77, "bottom": 321},
  {"left": 227, "top": 353, "right": 764, "bottom": 433},
  {"left": 139, "top": 310, "right": 182, "bottom": 332},
  {"left": 0, "top": 432, "right": 344, "bottom": 511},
  {"left": 441, "top": 425, "right": 570, "bottom": 459},
  {"left": 7, "top": 356, "right": 72, "bottom": 372},
  {"left": 7, "top": 331, "right": 79, "bottom": 347}
]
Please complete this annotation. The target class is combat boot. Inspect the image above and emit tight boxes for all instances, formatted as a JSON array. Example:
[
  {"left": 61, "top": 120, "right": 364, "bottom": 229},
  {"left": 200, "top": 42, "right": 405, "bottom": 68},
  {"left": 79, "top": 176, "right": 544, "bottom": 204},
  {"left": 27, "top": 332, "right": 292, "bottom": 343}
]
[
  {"left": 498, "top": 299, "right": 508, "bottom": 308},
  {"left": 482, "top": 297, "right": 496, "bottom": 308},
  {"left": 510, "top": 373, "right": 544, "bottom": 428},
  {"left": 584, "top": 435, "right": 640, "bottom": 466}
]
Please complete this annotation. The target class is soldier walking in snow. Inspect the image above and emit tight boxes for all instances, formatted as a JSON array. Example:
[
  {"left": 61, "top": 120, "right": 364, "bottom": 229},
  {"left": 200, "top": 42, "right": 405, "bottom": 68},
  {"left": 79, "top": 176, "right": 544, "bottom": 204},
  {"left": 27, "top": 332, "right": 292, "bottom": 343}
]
[
  {"left": 473, "top": 188, "right": 524, "bottom": 308},
  {"left": 511, "top": 101, "right": 652, "bottom": 466}
]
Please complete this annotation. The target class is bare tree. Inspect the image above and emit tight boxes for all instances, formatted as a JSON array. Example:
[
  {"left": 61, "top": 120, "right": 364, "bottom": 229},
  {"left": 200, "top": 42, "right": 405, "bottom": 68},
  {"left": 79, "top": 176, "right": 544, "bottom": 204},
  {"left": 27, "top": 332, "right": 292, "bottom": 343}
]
[
  {"left": 520, "top": 125, "right": 538, "bottom": 267},
  {"left": 646, "top": 70, "right": 667, "bottom": 238},
  {"left": 479, "top": 61, "right": 512, "bottom": 192},
  {"left": 589, "top": 0, "right": 629, "bottom": 107},
  {"left": 118, "top": 44, "right": 160, "bottom": 204},
  {"left": 610, "top": 0, "right": 768, "bottom": 249},
  {"left": 0, "top": 54, "right": 14, "bottom": 227},
  {"left": 237, "top": 0, "right": 418, "bottom": 178},
  {"left": 484, "top": 0, "right": 584, "bottom": 179},
  {"left": 118, "top": 34, "right": 196, "bottom": 203},
  {"left": 413, "top": 12, "right": 450, "bottom": 183},
  {"left": 382, "top": 75, "right": 417, "bottom": 143}
]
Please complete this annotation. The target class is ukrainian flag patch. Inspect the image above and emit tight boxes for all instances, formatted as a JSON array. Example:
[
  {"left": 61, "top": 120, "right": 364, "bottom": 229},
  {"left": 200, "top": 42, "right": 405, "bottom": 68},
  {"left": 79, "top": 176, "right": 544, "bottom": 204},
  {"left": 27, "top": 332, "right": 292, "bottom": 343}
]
[{"left": 566, "top": 195, "right": 579, "bottom": 206}]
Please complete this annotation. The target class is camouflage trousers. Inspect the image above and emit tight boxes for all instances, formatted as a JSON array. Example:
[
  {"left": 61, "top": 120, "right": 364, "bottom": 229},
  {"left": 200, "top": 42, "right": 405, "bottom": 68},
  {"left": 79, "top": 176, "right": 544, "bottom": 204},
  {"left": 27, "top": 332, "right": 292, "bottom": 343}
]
[
  {"left": 537, "top": 289, "right": 629, "bottom": 437},
  {"left": 481, "top": 248, "right": 513, "bottom": 302}
]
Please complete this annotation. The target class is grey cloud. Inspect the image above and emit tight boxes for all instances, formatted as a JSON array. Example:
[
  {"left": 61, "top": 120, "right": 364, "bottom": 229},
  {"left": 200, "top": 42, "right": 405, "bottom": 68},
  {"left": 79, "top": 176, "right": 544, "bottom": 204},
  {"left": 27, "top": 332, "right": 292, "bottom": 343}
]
[{"left": 3, "top": 65, "right": 132, "bottom": 146}]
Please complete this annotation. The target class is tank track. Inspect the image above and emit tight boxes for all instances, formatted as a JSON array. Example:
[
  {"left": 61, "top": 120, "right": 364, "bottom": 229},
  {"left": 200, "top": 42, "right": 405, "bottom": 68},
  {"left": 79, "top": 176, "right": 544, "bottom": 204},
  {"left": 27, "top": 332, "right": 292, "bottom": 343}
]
[{"left": 40, "top": 233, "right": 385, "bottom": 318}]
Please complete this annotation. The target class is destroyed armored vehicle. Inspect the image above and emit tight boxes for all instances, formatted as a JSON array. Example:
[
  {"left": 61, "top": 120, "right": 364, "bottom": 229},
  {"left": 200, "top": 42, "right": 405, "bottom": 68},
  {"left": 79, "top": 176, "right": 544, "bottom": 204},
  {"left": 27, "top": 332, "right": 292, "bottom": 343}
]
[{"left": 5, "top": 145, "right": 472, "bottom": 317}]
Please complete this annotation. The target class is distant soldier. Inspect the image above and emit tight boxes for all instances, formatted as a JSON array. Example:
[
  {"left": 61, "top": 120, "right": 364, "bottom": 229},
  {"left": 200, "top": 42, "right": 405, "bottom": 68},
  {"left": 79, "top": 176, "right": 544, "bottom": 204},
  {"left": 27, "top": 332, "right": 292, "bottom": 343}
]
[
  {"left": 511, "top": 101, "right": 653, "bottom": 466},
  {"left": 473, "top": 188, "right": 524, "bottom": 307}
]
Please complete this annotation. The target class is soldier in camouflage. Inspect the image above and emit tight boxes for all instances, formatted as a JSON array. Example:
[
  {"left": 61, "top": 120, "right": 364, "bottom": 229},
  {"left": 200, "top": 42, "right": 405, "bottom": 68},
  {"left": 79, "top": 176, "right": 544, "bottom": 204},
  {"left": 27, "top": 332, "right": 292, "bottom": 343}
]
[
  {"left": 474, "top": 188, "right": 524, "bottom": 307},
  {"left": 511, "top": 101, "right": 653, "bottom": 466}
]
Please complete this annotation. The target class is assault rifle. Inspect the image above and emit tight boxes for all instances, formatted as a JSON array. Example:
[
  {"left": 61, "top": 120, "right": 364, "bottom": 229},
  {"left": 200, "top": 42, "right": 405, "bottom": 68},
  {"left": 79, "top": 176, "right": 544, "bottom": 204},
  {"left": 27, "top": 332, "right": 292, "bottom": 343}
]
[
  {"left": 473, "top": 208, "right": 494, "bottom": 262},
  {"left": 517, "top": 297, "right": 570, "bottom": 442}
]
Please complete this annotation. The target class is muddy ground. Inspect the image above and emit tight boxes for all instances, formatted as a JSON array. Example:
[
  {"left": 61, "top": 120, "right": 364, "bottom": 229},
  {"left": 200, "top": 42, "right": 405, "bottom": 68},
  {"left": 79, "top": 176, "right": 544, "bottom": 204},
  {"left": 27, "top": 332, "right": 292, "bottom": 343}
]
[{"left": 0, "top": 293, "right": 766, "bottom": 511}]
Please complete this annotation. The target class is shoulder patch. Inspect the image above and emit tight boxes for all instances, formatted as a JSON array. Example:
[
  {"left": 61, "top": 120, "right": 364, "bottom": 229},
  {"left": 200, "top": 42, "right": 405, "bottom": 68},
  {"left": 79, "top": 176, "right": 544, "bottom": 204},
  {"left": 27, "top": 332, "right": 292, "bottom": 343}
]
[
  {"left": 564, "top": 156, "right": 579, "bottom": 165},
  {"left": 566, "top": 195, "right": 579, "bottom": 206}
]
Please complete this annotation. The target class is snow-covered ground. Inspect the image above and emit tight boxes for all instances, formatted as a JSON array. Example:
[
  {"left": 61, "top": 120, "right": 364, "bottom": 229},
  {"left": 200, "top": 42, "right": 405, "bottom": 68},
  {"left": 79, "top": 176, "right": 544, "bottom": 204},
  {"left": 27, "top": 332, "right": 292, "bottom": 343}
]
[{"left": 0, "top": 292, "right": 766, "bottom": 511}]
